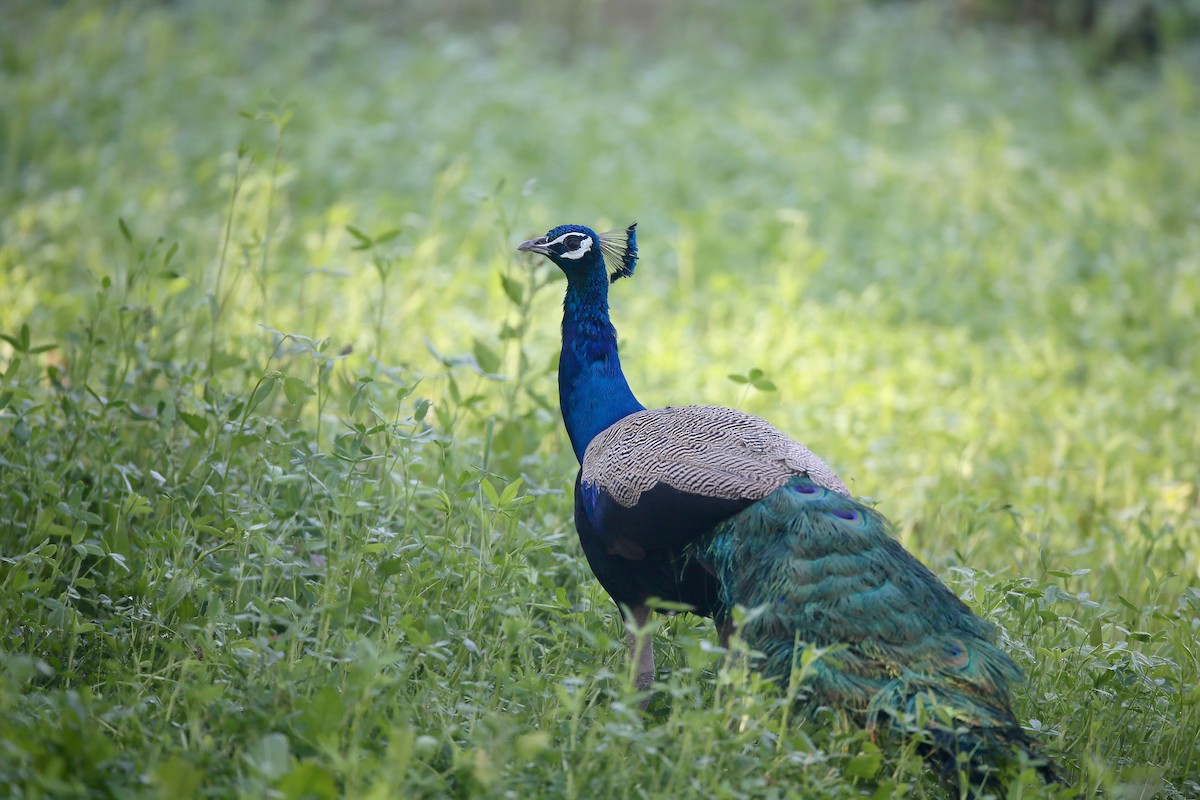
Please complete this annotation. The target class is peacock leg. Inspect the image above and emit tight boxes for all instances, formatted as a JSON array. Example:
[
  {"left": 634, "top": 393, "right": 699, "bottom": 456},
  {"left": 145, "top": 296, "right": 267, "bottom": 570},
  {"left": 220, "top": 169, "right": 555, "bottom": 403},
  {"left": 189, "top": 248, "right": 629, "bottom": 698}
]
[
  {"left": 716, "top": 614, "right": 734, "bottom": 649},
  {"left": 626, "top": 604, "right": 655, "bottom": 692}
]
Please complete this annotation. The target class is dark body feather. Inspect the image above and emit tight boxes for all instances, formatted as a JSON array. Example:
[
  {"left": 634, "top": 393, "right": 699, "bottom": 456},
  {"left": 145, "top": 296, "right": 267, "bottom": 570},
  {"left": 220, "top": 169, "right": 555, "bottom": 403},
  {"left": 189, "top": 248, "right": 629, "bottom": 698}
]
[
  {"left": 574, "top": 471, "right": 725, "bottom": 618},
  {"left": 519, "top": 223, "right": 1058, "bottom": 788}
]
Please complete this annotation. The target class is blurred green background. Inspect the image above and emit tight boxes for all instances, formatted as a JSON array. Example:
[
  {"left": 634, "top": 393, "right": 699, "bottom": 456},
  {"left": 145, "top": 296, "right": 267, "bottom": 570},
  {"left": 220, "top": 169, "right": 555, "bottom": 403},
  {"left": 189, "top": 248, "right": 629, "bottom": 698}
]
[{"left": 2, "top": 0, "right": 1199, "bottom": 797}]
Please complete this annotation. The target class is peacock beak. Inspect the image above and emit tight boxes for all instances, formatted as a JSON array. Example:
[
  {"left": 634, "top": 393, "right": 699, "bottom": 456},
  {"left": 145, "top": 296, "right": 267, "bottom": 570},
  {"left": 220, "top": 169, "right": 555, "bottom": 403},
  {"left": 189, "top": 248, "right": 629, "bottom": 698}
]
[{"left": 517, "top": 236, "right": 551, "bottom": 256}]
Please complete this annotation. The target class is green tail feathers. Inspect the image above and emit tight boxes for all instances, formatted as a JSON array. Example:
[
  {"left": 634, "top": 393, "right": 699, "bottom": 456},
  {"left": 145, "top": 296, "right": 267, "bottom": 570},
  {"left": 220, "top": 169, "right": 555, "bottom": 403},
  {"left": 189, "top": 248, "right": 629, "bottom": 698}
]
[{"left": 695, "top": 476, "right": 1057, "bottom": 786}]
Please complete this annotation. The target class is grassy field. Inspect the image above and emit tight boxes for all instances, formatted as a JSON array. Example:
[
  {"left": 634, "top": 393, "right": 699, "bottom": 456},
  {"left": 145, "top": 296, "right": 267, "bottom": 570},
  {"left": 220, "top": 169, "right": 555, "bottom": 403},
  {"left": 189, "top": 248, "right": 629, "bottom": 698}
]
[{"left": 2, "top": 0, "right": 1199, "bottom": 797}]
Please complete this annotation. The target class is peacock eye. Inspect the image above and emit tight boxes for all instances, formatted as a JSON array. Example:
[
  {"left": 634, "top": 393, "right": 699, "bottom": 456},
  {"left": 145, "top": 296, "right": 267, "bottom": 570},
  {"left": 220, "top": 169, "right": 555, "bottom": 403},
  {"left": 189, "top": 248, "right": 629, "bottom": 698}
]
[{"left": 555, "top": 232, "right": 593, "bottom": 260}]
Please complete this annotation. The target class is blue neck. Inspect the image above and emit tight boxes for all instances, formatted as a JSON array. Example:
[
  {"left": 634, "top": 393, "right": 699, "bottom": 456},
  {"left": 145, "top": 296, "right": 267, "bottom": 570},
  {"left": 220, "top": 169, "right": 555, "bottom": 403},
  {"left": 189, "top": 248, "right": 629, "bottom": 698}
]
[{"left": 559, "top": 268, "right": 644, "bottom": 463}]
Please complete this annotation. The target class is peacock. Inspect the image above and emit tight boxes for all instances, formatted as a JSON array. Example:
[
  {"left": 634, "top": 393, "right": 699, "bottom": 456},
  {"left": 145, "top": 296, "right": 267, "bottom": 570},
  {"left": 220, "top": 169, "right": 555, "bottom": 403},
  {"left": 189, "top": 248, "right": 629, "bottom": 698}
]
[{"left": 517, "top": 222, "right": 1058, "bottom": 788}]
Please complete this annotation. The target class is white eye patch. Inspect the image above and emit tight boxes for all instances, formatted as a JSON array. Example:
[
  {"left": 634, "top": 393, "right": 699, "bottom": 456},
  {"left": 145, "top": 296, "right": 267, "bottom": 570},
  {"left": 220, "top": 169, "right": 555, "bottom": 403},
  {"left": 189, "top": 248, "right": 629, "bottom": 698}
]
[{"left": 547, "top": 232, "right": 594, "bottom": 260}]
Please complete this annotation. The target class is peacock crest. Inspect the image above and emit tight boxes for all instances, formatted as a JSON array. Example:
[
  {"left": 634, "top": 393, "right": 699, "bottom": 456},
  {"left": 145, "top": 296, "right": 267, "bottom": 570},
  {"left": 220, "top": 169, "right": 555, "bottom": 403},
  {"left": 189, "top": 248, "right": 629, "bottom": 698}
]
[{"left": 598, "top": 222, "right": 637, "bottom": 282}]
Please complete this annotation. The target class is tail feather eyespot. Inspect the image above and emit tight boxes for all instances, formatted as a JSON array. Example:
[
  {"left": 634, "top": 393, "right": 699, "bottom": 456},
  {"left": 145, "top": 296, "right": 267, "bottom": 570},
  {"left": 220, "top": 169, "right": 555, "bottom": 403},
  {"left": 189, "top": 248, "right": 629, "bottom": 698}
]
[{"left": 945, "top": 639, "right": 970, "bottom": 670}]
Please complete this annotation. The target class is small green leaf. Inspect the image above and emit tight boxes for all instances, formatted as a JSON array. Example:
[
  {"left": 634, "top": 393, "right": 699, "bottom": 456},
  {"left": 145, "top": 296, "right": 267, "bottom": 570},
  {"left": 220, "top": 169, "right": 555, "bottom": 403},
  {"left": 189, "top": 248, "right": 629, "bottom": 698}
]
[
  {"left": 348, "top": 382, "right": 368, "bottom": 416},
  {"left": 479, "top": 478, "right": 500, "bottom": 507},
  {"left": 500, "top": 273, "right": 524, "bottom": 305},
  {"left": 179, "top": 412, "right": 208, "bottom": 436},
  {"left": 799, "top": 646, "right": 822, "bottom": 670},
  {"left": 377, "top": 557, "right": 406, "bottom": 580},
  {"left": 248, "top": 374, "right": 280, "bottom": 411},
  {"left": 498, "top": 477, "right": 524, "bottom": 506},
  {"left": 472, "top": 339, "right": 502, "bottom": 375},
  {"left": 118, "top": 217, "right": 133, "bottom": 243},
  {"left": 1089, "top": 619, "right": 1103, "bottom": 647},
  {"left": 845, "top": 745, "right": 883, "bottom": 780},
  {"left": 499, "top": 321, "right": 525, "bottom": 340},
  {"left": 10, "top": 570, "right": 28, "bottom": 592},
  {"left": 283, "top": 375, "right": 315, "bottom": 406},
  {"left": 277, "top": 761, "right": 338, "bottom": 800},
  {"left": 345, "top": 225, "right": 372, "bottom": 250},
  {"left": 515, "top": 731, "right": 551, "bottom": 761},
  {"left": 374, "top": 228, "right": 401, "bottom": 245},
  {"left": 245, "top": 733, "right": 291, "bottom": 781},
  {"left": 751, "top": 377, "right": 777, "bottom": 392},
  {"left": 727, "top": 374, "right": 749, "bottom": 384},
  {"left": 151, "top": 756, "right": 204, "bottom": 799},
  {"left": 122, "top": 493, "right": 153, "bottom": 518}
]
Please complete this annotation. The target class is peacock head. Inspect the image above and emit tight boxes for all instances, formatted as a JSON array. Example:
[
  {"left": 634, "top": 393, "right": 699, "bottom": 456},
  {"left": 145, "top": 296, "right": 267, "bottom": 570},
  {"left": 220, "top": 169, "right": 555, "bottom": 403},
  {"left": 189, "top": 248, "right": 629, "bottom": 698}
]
[{"left": 517, "top": 222, "right": 638, "bottom": 283}]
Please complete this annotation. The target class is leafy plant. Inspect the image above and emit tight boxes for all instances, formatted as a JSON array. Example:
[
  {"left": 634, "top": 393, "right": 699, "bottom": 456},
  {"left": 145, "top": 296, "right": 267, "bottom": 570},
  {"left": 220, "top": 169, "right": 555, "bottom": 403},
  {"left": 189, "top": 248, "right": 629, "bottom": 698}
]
[{"left": 1, "top": 1, "right": 1198, "bottom": 797}]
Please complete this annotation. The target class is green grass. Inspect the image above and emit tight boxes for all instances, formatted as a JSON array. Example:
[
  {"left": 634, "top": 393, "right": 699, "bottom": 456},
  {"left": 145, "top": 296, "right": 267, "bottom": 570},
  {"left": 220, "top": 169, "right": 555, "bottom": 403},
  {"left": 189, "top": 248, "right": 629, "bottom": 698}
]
[{"left": 2, "top": 1, "right": 1199, "bottom": 797}]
